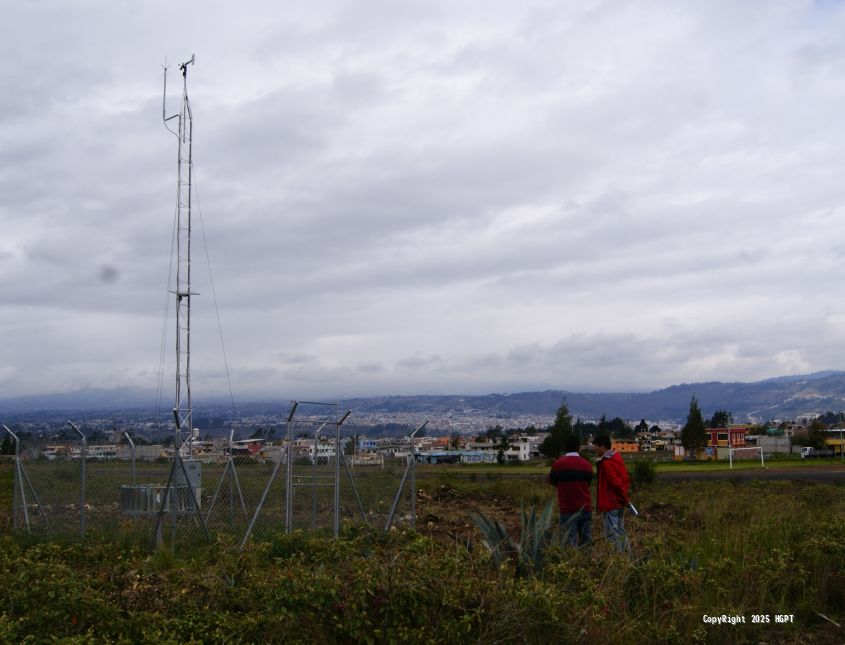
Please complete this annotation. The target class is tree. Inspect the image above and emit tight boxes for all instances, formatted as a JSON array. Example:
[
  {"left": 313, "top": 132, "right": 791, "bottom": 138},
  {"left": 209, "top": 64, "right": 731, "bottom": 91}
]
[
  {"left": 758, "top": 419, "right": 776, "bottom": 433},
  {"left": 709, "top": 410, "right": 730, "bottom": 428},
  {"left": 598, "top": 415, "right": 633, "bottom": 438},
  {"left": 496, "top": 432, "right": 511, "bottom": 465},
  {"left": 817, "top": 411, "right": 845, "bottom": 425},
  {"left": 810, "top": 417, "right": 828, "bottom": 431},
  {"left": 539, "top": 402, "right": 573, "bottom": 458},
  {"left": 681, "top": 396, "right": 708, "bottom": 459},
  {"left": 345, "top": 434, "right": 358, "bottom": 456},
  {"left": 798, "top": 418, "right": 830, "bottom": 450},
  {"left": 573, "top": 418, "right": 597, "bottom": 443},
  {"left": 87, "top": 429, "right": 106, "bottom": 444},
  {"left": 634, "top": 419, "right": 649, "bottom": 434},
  {"left": 478, "top": 425, "right": 504, "bottom": 443}
]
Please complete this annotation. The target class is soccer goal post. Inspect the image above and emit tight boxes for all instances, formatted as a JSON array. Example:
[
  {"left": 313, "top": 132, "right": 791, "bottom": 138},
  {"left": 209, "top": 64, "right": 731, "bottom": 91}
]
[{"left": 728, "top": 446, "right": 764, "bottom": 469}]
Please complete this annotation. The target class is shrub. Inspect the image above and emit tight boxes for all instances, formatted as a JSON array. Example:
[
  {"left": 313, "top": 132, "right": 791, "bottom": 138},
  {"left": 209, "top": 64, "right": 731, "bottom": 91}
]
[{"left": 633, "top": 460, "right": 656, "bottom": 486}]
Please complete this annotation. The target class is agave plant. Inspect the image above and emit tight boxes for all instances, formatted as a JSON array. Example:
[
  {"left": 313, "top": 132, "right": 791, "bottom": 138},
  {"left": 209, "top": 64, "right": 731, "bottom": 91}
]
[
  {"left": 469, "top": 509, "right": 516, "bottom": 568},
  {"left": 471, "top": 498, "right": 581, "bottom": 577}
]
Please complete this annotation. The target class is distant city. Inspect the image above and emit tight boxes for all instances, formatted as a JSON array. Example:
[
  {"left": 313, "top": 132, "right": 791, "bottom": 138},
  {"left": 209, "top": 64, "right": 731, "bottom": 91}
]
[
  {"left": 6, "top": 373, "right": 845, "bottom": 464},
  {"left": 4, "top": 371, "right": 845, "bottom": 432},
  {"left": 1, "top": 400, "right": 563, "bottom": 442}
]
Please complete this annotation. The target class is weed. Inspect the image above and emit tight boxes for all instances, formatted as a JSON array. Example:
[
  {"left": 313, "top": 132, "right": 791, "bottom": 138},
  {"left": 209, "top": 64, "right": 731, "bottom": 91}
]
[
  {"left": 632, "top": 460, "right": 656, "bottom": 487},
  {"left": 0, "top": 470, "right": 844, "bottom": 643}
]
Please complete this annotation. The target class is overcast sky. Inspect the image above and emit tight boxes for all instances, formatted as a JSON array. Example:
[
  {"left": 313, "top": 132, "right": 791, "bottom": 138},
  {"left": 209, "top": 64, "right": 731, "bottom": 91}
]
[{"left": 2, "top": 1, "right": 845, "bottom": 401}]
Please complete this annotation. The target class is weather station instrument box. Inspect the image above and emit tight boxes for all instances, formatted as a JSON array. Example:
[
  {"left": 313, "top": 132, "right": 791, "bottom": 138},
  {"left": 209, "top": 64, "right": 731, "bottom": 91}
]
[
  {"left": 120, "top": 459, "right": 203, "bottom": 515},
  {"left": 176, "top": 459, "right": 202, "bottom": 490}
]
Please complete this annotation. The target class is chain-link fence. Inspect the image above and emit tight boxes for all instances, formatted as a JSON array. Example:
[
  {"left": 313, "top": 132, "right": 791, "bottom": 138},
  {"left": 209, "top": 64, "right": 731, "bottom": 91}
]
[{"left": 2, "top": 410, "right": 419, "bottom": 551}]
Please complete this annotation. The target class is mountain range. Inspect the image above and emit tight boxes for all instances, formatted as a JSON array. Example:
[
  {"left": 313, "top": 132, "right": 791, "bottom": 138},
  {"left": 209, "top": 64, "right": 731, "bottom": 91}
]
[{"left": 3, "top": 371, "right": 845, "bottom": 423}]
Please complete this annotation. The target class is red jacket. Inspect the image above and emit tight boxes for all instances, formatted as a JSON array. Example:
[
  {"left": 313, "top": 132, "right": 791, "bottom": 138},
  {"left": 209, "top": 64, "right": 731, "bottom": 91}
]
[
  {"left": 595, "top": 450, "right": 630, "bottom": 512},
  {"left": 549, "top": 453, "right": 593, "bottom": 514}
]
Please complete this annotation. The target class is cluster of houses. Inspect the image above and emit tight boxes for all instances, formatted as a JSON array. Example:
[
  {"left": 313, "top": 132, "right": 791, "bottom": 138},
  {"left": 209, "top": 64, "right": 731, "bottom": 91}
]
[
  {"left": 36, "top": 434, "right": 547, "bottom": 464},
  {"left": 30, "top": 421, "right": 845, "bottom": 465}
]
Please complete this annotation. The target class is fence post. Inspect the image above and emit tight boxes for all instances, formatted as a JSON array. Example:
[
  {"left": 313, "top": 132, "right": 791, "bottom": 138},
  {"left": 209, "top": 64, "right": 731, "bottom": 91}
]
[
  {"left": 385, "top": 421, "right": 427, "bottom": 532},
  {"left": 335, "top": 411, "right": 351, "bottom": 537},
  {"left": 12, "top": 434, "right": 18, "bottom": 530},
  {"left": 312, "top": 423, "right": 323, "bottom": 530},
  {"left": 5, "top": 425, "right": 54, "bottom": 532},
  {"left": 285, "top": 401, "right": 297, "bottom": 534},
  {"left": 68, "top": 422, "right": 86, "bottom": 538},
  {"left": 409, "top": 421, "right": 427, "bottom": 531},
  {"left": 228, "top": 429, "right": 234, "bottom": 517},
  {"left": 124, "top": 432, "right": 136, "bottom": 515},
  {"left": 410, "top": 437, "right": 416, "bottom": 530},
  {"left": 3, "top": 425, "right": 23, "bottom": 531},
  {"left": 124, "top": 432, "right": 136, "bottom": 487}
]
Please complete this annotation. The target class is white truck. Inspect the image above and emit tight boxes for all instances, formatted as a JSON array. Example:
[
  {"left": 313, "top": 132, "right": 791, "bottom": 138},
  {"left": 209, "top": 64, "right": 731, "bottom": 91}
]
[{"left": 800, "top": 446, "right": 835, "bottom": 459}]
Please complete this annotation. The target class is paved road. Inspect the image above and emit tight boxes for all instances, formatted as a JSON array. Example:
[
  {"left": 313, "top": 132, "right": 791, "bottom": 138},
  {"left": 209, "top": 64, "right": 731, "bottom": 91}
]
[{"left": 657, "top": 467, "right": 845, "bottom": 481}]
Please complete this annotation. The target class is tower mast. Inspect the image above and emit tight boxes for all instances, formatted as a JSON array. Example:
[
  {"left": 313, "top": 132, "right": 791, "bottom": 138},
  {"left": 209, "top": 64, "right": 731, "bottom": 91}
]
[{"left": 163, "top": 54, "right": 196, "bottom": 457}]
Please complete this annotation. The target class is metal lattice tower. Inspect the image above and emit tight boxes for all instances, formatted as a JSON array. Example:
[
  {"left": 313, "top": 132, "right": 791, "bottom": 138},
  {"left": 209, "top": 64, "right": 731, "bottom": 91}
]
[{"left": 163, "top": 54, "right": 196, "bottom": 457}]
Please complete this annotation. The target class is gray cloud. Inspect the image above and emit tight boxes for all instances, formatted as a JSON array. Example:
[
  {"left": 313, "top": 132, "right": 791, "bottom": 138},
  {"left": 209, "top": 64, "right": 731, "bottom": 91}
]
[
  {"left": 396, "top": 354, "right": 444, "bottom": 370},
  {"left": 3, "top": 1, "right": 845, "bottom": 401}
]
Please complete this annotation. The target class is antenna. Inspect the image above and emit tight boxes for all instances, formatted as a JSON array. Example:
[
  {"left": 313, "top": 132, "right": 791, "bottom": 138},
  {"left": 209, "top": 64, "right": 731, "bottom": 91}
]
[{"left": 162, "top": 56, "right": 198, "bottom": 458}]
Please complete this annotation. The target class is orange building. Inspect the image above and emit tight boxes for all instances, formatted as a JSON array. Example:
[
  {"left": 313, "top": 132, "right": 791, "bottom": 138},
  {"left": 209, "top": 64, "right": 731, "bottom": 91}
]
[{"left": 611, "top": 438, "right": 639, "bottom": 453}]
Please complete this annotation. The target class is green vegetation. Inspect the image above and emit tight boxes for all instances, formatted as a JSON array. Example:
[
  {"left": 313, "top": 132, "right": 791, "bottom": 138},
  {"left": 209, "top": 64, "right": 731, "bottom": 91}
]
[
  {"left": 708, "top": 409, "right": 730, "bottom": 428},
  {"left": 414, "top": 452, "right": 841, "bottom": 477},
  {"left": 632, "top": 460, "right": 656, "bottom": 486},
  {"left": 681, "top": 395, "right": 708, "bottom": 458},
  {"left": 538, "top": 402, "right": 573, "bottom": 458},
  {"left": 572, "top": 415, "right": 636, "bottom": 442},
  {"left": 1, "top": 463, "right": 844, "bottom": 643},
  {"left": 470, "top": 498, "right": 577, "bottom": 577},
  {"left": 0, "top": 462, "right": 11, "bottom": 533}
]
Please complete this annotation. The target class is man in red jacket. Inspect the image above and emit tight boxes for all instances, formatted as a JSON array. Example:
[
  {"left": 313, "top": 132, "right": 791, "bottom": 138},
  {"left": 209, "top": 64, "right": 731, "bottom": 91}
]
[
  {"left": 592, "top": 434, "right": 631, "bottom": 553},
  {"left": 548, "top": 435, "right": 593, "bottom": 546}
]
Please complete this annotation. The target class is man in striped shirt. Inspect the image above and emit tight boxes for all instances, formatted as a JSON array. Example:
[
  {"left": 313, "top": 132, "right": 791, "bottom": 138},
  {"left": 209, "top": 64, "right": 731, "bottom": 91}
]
[{"left": 548, "top": 434, "right": 593, "bottom": 546}]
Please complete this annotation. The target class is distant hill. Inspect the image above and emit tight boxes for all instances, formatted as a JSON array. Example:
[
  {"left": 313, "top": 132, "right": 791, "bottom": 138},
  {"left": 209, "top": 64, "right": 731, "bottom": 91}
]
[
  {"left": 0, "top": 387, "right": 154, "bottom": 414},
  {"left": 339, "top": 371, "right": 845, "bottom": 422},
  {"left": 2, "top": 371, "right": 845, "bottom": 422}
]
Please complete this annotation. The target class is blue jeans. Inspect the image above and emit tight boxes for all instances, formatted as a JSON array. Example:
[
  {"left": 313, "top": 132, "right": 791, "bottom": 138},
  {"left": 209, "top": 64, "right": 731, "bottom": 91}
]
[
  {"left": 603, "top": 508, "right": 630, "bottom": 553},
  {"left": 559, "top": 511, "right": 592, "bottom": 547}
]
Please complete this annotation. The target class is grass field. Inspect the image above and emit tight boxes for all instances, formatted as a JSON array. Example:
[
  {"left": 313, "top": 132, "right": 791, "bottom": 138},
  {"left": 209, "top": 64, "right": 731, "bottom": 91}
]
[
  {"left": 414, "top": 453, "right": 845, "bottom": 477},
  {"left": 1, "top": 461, "right": 844, "bottom": 643}
]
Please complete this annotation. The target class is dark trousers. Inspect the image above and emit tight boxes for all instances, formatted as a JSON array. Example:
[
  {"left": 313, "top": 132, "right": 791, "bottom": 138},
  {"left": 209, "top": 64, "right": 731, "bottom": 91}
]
[{"left": 559, "top": 511, "right": 592, "bottom": 546}]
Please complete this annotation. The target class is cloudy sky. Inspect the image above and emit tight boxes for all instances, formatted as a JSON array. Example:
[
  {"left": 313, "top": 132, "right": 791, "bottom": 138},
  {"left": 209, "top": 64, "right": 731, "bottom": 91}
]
[{"left": 2, "top": 1, "right": 845, "bottom": 401}]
